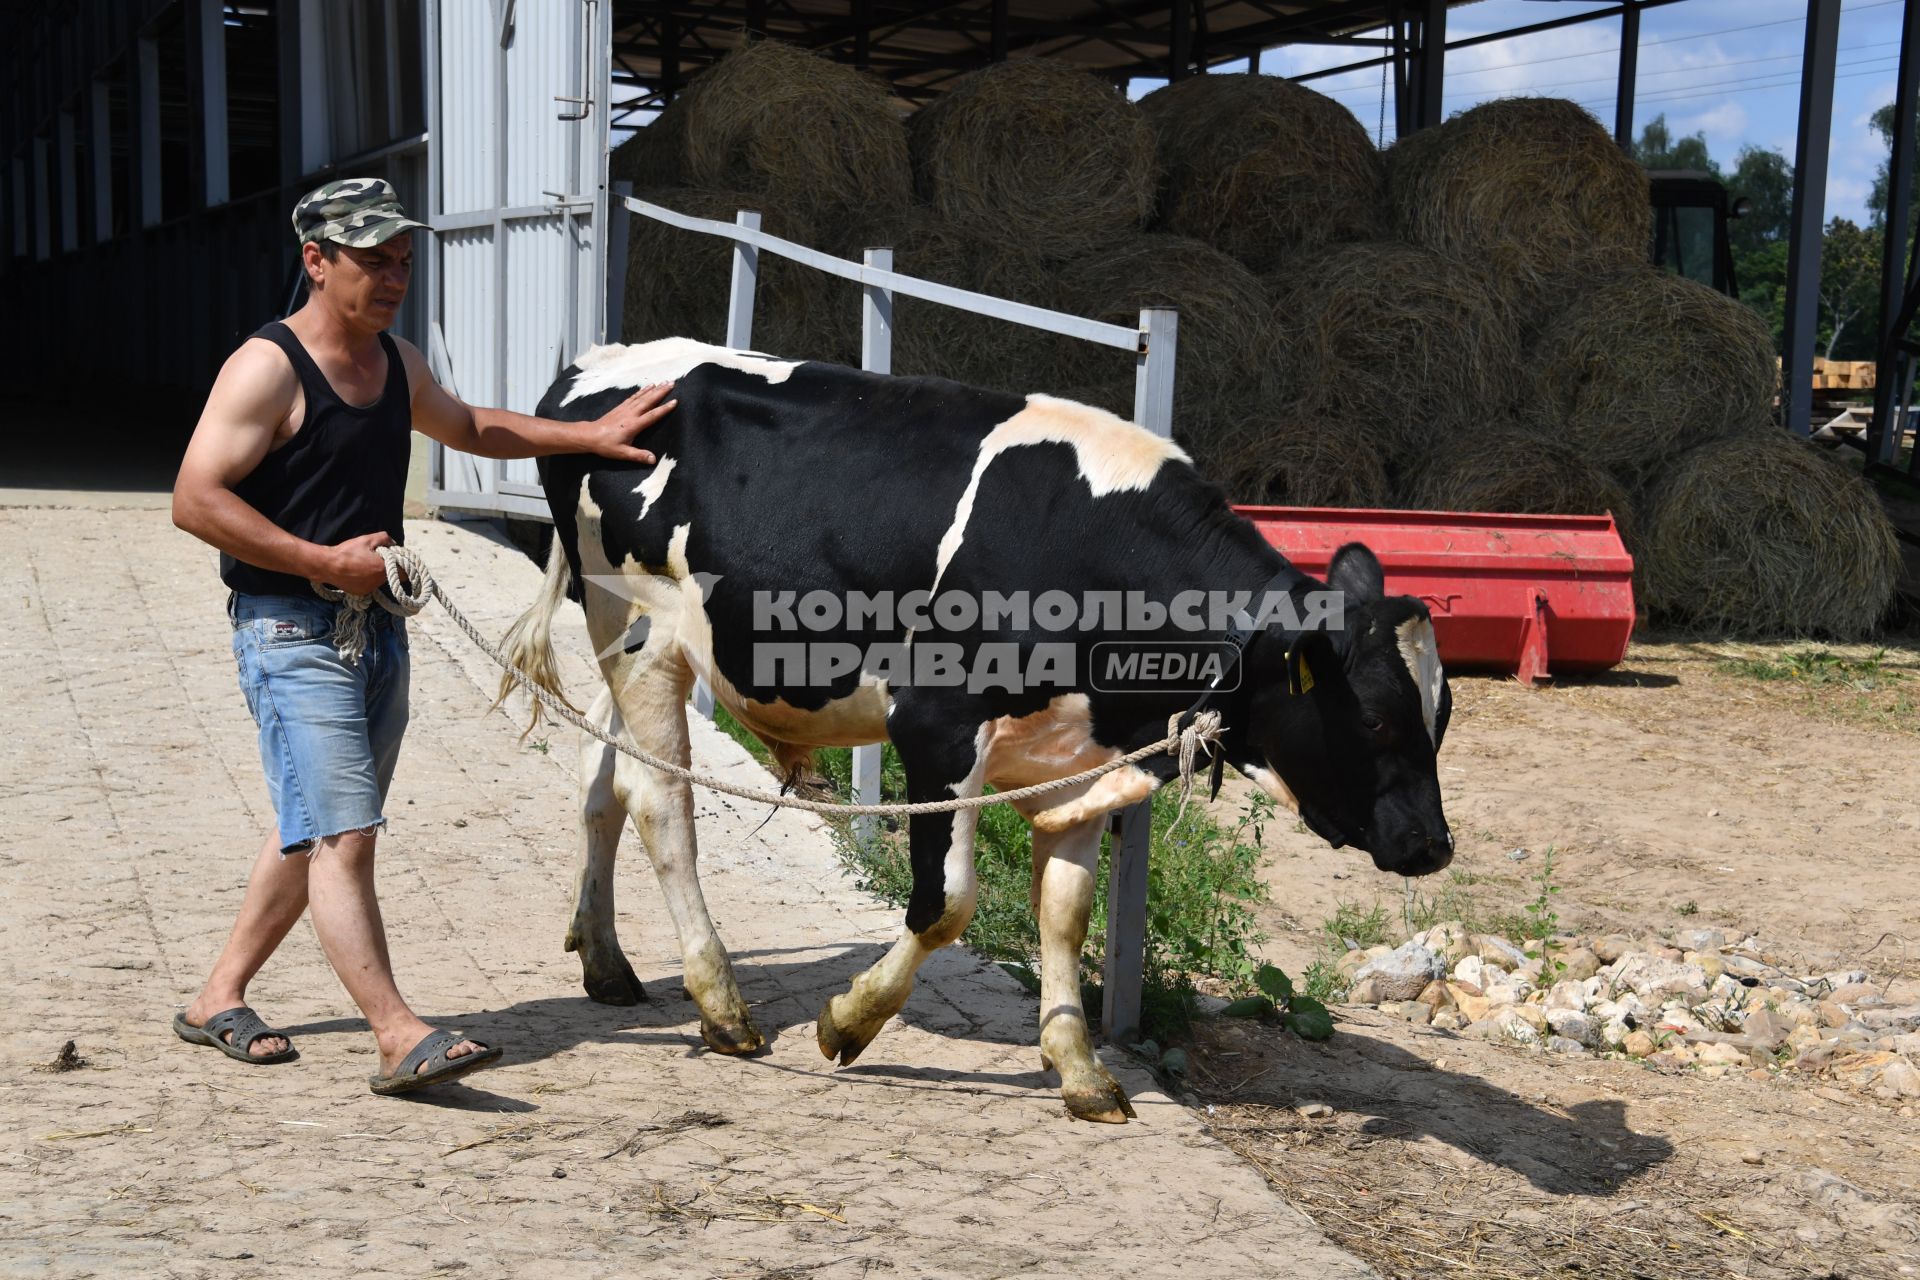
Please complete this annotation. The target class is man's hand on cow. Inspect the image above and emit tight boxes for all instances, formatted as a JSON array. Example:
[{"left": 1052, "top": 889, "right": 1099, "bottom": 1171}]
[
  {"left": 320, "top": 531, "right": 397, "bottom": 596},
  {"left": 583, "top": 382, "right": 677, "bottom": 464}
]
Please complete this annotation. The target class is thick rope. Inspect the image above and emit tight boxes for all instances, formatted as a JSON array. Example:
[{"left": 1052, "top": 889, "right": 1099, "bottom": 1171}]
[{"left": 315, "top": 545, "right": 1226, "bottom": 819}]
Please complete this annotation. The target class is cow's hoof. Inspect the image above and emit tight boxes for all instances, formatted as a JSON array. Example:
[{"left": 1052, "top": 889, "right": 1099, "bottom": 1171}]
[
  {"left": 815, "top": 1000, "right": 877, "bottom": 1067},
  {"left": 582, "top": 956, "right": 648, "bottom": 1006},
  {"left": 700, "top": 1014, "right": 763, "bottom": 1055},
  {"left": 1063, "top": 1068, "right": 1137, "bottom": 1124}
]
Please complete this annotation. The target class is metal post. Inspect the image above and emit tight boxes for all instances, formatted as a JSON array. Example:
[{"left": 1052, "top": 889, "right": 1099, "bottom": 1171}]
[
  {"left": 133, "top": 32, "right": 160, "bottom": 228},
  {"left": 604, "top": 179, "right": 632, "bottom": 342},
  {"left": 1169, "top": 0, "right": 1192, "bottom": 81},
  {"left": 88, "top": 79, "right": 111, "bottom": 242},
  {"left": 1418, "top": 0, "right": 1445, "bottom": 131},
  {"left": 1871, "top": 0, "right": 1920, "bottom": 466},
  {"left": 188, "top": 0, "right": 229, "bottom": 208},
  {"left": 1133, "top": 307, "right": 1178, "bottom": 437},
  {"left": 1102, "top": 804, "right": 1150, "bottom": 1044},
  {"left": 56, "top": 108, "right": 76, "bottom": 252},
  {"left": 1615, "top": 0, "right": 1640, "bottom": 150},
  {"left": 851, "top": 244, "right": 895, "bottom": 847},
  {"left": 1782, "top": 0, "right": 1842, "bottom": 439},
  {"left": 724, "top": 208, "right": 761, "bottom": 350}
]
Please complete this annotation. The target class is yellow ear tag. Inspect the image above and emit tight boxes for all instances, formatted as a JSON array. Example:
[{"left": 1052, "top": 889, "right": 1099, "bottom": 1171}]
[{"left": 1295, "top": 650, "right": 1315, "bottom": 693}]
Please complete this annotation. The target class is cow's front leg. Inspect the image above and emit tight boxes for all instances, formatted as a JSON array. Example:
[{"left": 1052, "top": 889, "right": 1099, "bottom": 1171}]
[
  {"left": 818, "top": 717, "right": 987, "bottom": 1066},
  {"left": 1032, "top": 815, "right": 1134, "bottom": 1122},
  {"left": 566, "top": 688, "right": 647, "bottom": 1005}
]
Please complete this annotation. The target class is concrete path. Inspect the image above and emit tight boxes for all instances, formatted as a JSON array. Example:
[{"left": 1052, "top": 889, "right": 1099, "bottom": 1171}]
[{"left": 0, "top": 503, "right": 1373, "bottom": 1279}]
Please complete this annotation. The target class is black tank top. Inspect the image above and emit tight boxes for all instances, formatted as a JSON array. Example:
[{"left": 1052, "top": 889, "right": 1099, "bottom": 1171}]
[{"left": 220, "top": 322, "right": 411, "bottom": 598}]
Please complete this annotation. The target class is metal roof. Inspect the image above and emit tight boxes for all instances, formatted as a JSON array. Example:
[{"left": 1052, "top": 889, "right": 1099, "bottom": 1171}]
[{"left": 608, "top": 0, "right": 1432, "bottom": 109}]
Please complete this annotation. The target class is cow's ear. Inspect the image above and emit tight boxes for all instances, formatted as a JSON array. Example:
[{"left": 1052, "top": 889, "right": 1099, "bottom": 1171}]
[
  {"left": 1286, "top": 630, "right": 1344, "bottom": 698},
  {"left": 1326, "top": 542, "right": 1385, "bottom": 606}
]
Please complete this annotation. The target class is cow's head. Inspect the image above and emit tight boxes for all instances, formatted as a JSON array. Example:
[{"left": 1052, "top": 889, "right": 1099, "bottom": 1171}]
[{"left": 1237, "top": 543, "right": 1454, "bottom": 877}]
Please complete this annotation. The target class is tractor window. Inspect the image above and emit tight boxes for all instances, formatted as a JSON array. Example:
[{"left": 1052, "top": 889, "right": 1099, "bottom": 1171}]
[{"left": 1651, "top": 204, "right": 1718, "bottom": 290}]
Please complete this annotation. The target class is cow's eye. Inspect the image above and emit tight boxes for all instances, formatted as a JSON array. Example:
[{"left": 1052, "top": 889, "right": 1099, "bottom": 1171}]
[{"left": 1361, "top": 712, "right": 1385, "bottom": 733}]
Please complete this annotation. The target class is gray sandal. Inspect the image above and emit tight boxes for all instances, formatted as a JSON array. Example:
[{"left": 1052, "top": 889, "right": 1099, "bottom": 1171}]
[
  {"left": 368, "top": 1028, "right": 503, "bottom": 1096},
  {"left": 172, "top": 1007, "right": 298, "bottom": 1065}
]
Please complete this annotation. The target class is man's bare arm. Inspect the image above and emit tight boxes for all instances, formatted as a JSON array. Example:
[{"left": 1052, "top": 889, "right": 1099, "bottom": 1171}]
[
  {"left": 171, "top": 340, "right": 393, "bottom": 595},
  {"left": 396, "top": 339, "right": 676, "bottom": 463}
]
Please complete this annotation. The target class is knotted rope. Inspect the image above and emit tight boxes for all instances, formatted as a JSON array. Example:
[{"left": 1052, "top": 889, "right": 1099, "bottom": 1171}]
[{"left": 315, "top": 546, "right": 1226, "bottom": 819}]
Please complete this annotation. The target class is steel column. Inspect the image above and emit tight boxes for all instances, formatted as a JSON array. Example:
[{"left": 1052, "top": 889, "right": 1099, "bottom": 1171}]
[
  {"left": 1871, "top": 0, "right": 1920, "bottom": 466},
  {"left": 132, "top": 31, "right": 160, "bottom": 228},
  {"left": 1169, "top": 0, "right": 1192, "bottom": 80},
  {"left": 88, "top": 78, "right": 110, "bottom": 242},
  {"left": 1418, "top": 0, "right": 1445, "bottom": 131},
  {"left": 1615, "top": 0, "right": 1640, "bottom": 149},
  {"left": 1782, "top": 0, "right": 1842, "bottom": 438},
  {"left": 852, "top": 241, "right": 894, "bottom": 849},
  {"left": 186, "top": 0, "right": 229, "bottom": 208},
  {"left": 1103, "top": 804, "right": 1150, "bottom": 1044}
]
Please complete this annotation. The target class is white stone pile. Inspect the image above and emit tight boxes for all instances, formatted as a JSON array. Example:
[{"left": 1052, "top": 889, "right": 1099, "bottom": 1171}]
[{"left": 1337, "top": 923, "right": 1920, "bottom": 1100}]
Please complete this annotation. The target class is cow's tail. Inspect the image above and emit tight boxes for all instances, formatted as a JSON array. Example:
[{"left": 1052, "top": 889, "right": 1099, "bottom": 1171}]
[{"left": 492, "top": 537, "right": 580, "bottom": 737}]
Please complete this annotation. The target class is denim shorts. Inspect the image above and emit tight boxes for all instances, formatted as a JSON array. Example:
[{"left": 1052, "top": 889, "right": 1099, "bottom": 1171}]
[{"left": 230, "top": 593, "right": 410, "bottom": 853}]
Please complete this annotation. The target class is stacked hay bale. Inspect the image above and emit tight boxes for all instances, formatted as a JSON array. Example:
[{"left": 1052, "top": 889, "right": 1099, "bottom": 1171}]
[
  {"left": 1182, "top": 398, "right": 1392, "bottom": 510},
  {"left": 1139, "top": 73, "right": 1385, "bottom": 273},
  {"left": 906, "top": 59, "right": 1157, "bottom": 261},
  {"left": 610, "top": 40, "right": 908, "bottom": 363},
  {"left": 1401, "top": 425, "right": 1637, "bottom": 543},
  {"left": 1263, "top": 240, "right": 1521, "bottom": 460}
]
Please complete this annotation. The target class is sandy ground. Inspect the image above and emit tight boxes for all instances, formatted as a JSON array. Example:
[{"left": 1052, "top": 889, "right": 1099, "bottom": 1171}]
[{"left": 0, "top": 501, "right": 1376, "bottom": 1280}]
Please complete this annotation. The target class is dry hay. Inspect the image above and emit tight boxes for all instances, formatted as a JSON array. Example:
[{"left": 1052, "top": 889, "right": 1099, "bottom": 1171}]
[
  {"left": 1400, "top": 424, "right": 1636, "bottom": 540},
  {"left": 1185, "top": 400, "right": 1390, "bottom": 509},
  {"left": 1639, "top": 431, "right": 1901, "bottom": 638},
  {"left": 1266, "top": 240, "right": 1521, "bottom": 453},
  {"left": 878, "top": 210, "right": 1067, "bottom": 392},
  {"left": 609, "top": 41, "right": 910, "bottom": 242},
  {"left": 621, "top": 187, "right": 858, "bottom": 365},
  {"left": 1387, "top": 97, "right": 1650, "bottom": 320},
  {"left": 907, "top": 59, "right": 1157, "bottom": 261},
  {"left": 1530, "top": 264, "right": 1778, "bottom": 483},
  {"left": 1054, "top": 233, "right": 1276, "bottom": 410},
  {"left": 1139, "top": 73, "right": 1385, "bottom": 275}
]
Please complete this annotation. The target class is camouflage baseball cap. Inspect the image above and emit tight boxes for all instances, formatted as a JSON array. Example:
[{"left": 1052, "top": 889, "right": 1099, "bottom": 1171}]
[{"left": 291, "top": 178, "right": 428, "bottom": 248}]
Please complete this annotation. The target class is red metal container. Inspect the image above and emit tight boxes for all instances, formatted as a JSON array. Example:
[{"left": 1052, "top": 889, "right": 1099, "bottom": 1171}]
[{"left": 1232, "top": 506, "right": 1637, "bottom": 685}]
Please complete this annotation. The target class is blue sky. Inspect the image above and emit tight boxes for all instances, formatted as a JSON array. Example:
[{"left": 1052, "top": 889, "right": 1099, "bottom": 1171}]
[{"left": 1130, "top": 0, "right": 1909, "bottom": 227}]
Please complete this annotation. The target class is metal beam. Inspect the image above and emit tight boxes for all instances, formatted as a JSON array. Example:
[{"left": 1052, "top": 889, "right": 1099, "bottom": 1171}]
[
  {"left": 1615, "top": 0, "right": 1639, "bottom": 149},
  {"left": 1871, "top": 0, "right": 1920, "bottom": 466},
  {"left": 187, "top": 0, "right": 230, "bottom": 208},
  {"left": 1169, "top": 0, "right": 1191, "bottom": 78},
  {"left": 1417, "top": 0, "right": 1444, "bottom": 130},
  {"left": 1782, "top": 0, "right": 1842, "bottom": 439}
]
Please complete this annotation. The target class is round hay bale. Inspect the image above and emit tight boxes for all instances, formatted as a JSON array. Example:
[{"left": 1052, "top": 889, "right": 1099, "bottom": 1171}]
[
  {"left": 879, "top": 211, "right": 1067, "bottom": 392},
  {"left": 1387, "top": 97, "right": 1649, "bottom": 319},
  {"left": 1638, "top": 431, "right": 1901, "bottom": 638},
  {"left": 1138, "top": 73, "right": 1385, "bottom": 274},
  {"left": 1265, "top": 240, "right": 1521, "bottom": 452},
  {"left": 622, "top": 187, "right": 858, "bottom": 365},
  {"left": 1530, "top": 265, "right": 1778, "bottom": 482},
  {"left": 1188, "top": 403, "right": 1390, "bottom": 508},
  {"left": 1054, "top": 233, "right": 1276, "bottom": 410},
  {"left": 907, "top": 60, "right": 1157, "bottom": 260},
  {"left": 613, "top": 41, "right": 910, "bottom": 240},
  {"left": 1399, "top": 425, "right": 1636, "bottom": 540}
]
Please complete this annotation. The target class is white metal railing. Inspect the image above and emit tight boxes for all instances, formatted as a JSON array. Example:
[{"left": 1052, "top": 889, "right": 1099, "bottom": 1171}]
[{"left": 616, "top": 192, "right": 1178, "bottom": 1044}]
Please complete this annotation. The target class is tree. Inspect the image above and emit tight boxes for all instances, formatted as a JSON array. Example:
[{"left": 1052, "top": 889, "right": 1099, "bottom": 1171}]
[
  {"left": 1868, "top": 102, "right": 1920, "bottom": 230},
  {"left": 1632, "top": 114, "right": 1720, "bottom": 174},
  {"left": 1726, "top": 146, "right": 1792, "bottom": 257},
  {"left": 1817, "top": 218, "right": 1880, "bottom": 358}
]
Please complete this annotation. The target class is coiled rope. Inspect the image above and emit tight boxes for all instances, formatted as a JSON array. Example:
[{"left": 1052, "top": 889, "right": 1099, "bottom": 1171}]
[{"left": 312, "top": 546, "right": 1226, "bottom": 819}]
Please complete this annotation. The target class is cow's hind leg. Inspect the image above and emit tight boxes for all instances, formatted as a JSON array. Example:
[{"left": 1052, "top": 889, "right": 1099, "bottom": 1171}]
[
  {"left": 817, "top": 720, "right": 985, "bottom": 1065},
  {"left": 566, "top": 687, "right": 648, "bottom": 1005},
  {"left": 605, "top": 652, "right": 762, "bottom": 1055},
  {"left": 1032, "top": 815, "right": 1134, "bottom": 1123}
]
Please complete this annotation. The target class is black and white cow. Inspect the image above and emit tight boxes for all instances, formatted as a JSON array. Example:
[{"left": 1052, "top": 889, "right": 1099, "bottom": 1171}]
[{"left": 501, "top": 338, "right": 1453, "bottom": 1123}]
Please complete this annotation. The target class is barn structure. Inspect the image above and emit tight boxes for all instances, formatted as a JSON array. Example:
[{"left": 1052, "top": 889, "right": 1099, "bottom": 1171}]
[{"left": 3, "top": 0, "right": 1917, "bottom": 489}]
